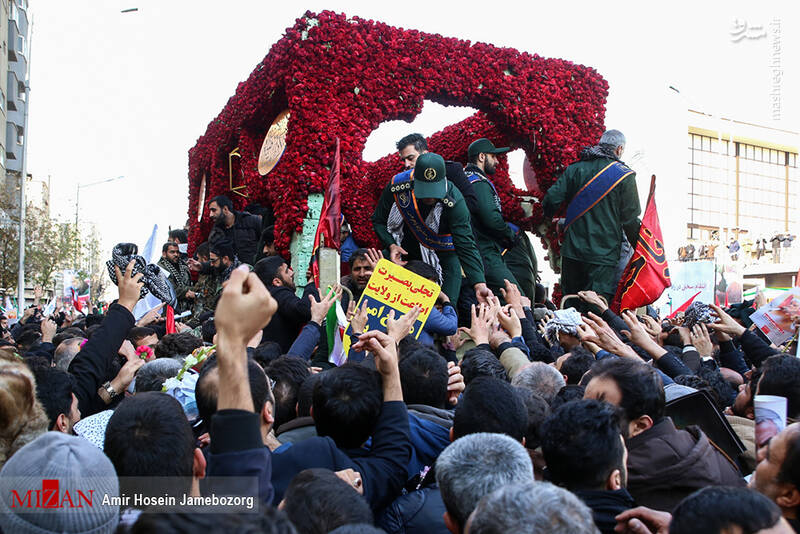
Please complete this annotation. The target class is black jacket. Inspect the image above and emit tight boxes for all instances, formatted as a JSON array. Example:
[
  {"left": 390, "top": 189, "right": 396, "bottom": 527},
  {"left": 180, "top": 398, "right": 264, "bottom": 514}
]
[
  {"left": 68, "top": 303, "right": 134, "bottom": 417},
  {"left": 270, "top": 401, "right": 411, "bottom": 513},
  {"left": 574, "top": 488, "right": 636, "bottom": 534},
  {"left": 378, "top": 486, "right": 448, "bottom": 534},
  {"left": 445, "top": 160, "right": 479, "bottom": 214},
  {"left": 208, "top": 210, "right": 262, "bottom": 265},
  {"left": 262, "top": 285, "right": 314, "bottom": 353}
]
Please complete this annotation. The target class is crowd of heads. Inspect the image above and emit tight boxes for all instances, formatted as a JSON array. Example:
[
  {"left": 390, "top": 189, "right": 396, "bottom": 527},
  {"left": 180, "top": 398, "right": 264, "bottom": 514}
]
[{"left": 1, "top": 135, "right": 800, "bottom": 534}]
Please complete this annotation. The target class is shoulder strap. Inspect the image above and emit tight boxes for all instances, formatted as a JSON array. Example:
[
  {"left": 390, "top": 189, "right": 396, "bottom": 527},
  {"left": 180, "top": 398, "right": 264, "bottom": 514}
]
[{"left": 564, "top": 161, "right": 633, "bottom": 229}]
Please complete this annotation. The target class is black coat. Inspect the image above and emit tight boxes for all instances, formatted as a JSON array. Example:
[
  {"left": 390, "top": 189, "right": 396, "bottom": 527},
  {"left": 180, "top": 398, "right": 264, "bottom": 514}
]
[
  {"left": 574, "top": 489, "right": 635, "bottom": 534},
  {"left": 68, "top": 303, "right": 134, "bottom": 417},
  {"left": 208, "top": 210, "right": 262, "bottom": 265},
  {"left": 262, "top": 285, "right": 314, "bottom": 353},
  {"left": 270, "top": 401, "right": 412, "bottom": 513}
]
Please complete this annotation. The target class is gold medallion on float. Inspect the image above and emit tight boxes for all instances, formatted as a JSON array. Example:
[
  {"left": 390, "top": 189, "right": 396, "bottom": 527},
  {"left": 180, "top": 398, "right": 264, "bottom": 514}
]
[{"left": 258, "top": 110, "right": 291, "bottom": 175}]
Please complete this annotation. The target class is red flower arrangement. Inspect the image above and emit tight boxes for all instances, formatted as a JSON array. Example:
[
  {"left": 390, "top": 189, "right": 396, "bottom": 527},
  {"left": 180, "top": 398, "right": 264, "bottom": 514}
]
[{"left": 187, "top": 10, "right": 608, "bottom": 261}]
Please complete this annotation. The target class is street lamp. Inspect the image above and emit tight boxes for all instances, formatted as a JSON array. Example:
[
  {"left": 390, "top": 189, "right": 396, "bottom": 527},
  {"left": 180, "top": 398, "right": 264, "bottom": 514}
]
[{"left": 75, "top": 176, "right": 125, "bottom": 227}]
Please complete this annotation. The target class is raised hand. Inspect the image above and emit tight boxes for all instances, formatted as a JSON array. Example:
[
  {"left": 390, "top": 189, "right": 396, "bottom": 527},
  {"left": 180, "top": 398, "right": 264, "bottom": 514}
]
[
  {"left": 578, "top": 290, "right": 608, "bottom": 312},
  {"left": 446, "top": 361, "right": 465, "bottom": 406},
  {"left": 116, "top": 260, "right": 144, "bottom": 312},
  {"left": 349, "top": 301, "right": 369, "bottom": 335},
  {"left": 352, "top": 329, "right": 402, "bottom": 401},
  {"left": 365, "top": 248, "right": 383, "bottom": 269},
  {"left": 497, "top": 305, "right": 522, "bottom": 338},
  {"left": 460, "top": 303, "right": 493, "bottom": 345},
  {"left": 499, "top": 279, "right": 524, "bottom": 317},
  {"left": 389, "top": 244, "right": 408, "bottom": 266},
  {"left": 386, "top": 305, "right": 422, "bottom": 342},
  {"left": 216, "top": 265, "right": 278, "bottom": 348},
  {"left": 136, "top": 302, "right": 165, "bottom": 327},
  {"left": 215, "top": 265, "right": 278, "bottom": 412},
  {"left": 706, "top": 304, "right": 746, "bottom": 338},
  {"left": 310, "top": 285, "right": 342, "bottom": 325},
  {"left": 474, "top": 283, "right": 494, "bottom": 306},
  {"left": 690, "top": 323, "right": 713, "bottom": 358}
]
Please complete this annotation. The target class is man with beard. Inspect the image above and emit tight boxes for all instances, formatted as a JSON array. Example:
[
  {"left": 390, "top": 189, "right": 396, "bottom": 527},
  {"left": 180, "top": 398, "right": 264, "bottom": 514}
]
[
  {"left": 207, "top": 195, "right": 262, "bottom": 265},
  {"left": 543, "top": 130, "right": 640, "bottom": 303},
  {"left": 254, "top": 256, "right": 314, "bottom": 353},
  {"left": 208, "top": 242, "right": 241, "bottom": 311},
  {"left": 372, "top": 152, "right": 491, "bottom": 305},
  {"left": 157, "top": 242, "right": 194, "bottom": 314},
  {"left": 340, "top": 249, "right": 375, "bottom": 311},
  {"left": 396, "top": 133, "right": 479, "bottom": 213},
  {"left": 465, "top": 138, "right": 536, "bottom": 297}
]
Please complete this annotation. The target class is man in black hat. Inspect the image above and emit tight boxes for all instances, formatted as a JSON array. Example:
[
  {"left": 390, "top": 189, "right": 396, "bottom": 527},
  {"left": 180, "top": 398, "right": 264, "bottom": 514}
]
[
  {"left": 465, "top": 138, "right": 538, "bottom": 298},
  {"left": 372, "top": 152, "right": 491, "bottom": 304}
]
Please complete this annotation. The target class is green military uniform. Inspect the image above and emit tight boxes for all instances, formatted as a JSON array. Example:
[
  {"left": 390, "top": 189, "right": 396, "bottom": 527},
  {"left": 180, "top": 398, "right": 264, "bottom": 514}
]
[
  {"left": 371, "top": 153, "right": 486, "bottom": 301},
  {"left": 503, "top": 231, "right": 538, "bottom": 300},
  {"left": 543, "top": 154, "right": 641, "bottom": 302},
  {"left": 464, "top": 162, "right": 521, "bottom": 293}
]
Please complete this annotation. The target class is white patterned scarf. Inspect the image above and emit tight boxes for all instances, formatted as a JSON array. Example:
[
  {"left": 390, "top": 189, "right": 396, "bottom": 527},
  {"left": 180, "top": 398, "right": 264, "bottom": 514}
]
[{"left": 387, "top": 201, "right": 444, "bottom": 285}]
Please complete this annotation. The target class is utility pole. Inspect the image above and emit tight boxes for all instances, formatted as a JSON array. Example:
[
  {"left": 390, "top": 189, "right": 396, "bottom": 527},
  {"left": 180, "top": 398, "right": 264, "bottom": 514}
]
[{"left": 17, "top": 14, "right": 32, "bottom": 315}]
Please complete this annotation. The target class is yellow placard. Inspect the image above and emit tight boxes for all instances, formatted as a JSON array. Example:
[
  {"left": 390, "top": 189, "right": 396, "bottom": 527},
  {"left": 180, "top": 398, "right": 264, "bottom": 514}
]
[{"left": 345, "top": 259, "right": 440, "bottom": 339}]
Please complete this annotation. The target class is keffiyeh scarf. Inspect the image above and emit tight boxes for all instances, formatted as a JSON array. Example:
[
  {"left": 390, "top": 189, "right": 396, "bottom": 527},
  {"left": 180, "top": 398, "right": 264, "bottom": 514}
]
[
  {"left": 387, "top": 202, "right": 444, "bottom": 285},
  {"left": 579, "top": 143, "right": 620, "bottom": 162},
  {"left": 106, "top": 244, "right": 174, "bottom": 303},
  {"left": 682, "top": 301, "right": 714, "bottom": 329},
  {"left": 544, "top": 308, "right": 583, "bottom": 346}
]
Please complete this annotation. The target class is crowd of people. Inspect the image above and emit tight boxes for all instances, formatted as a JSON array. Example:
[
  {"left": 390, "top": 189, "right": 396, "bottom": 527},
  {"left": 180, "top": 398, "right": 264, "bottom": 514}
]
[
  {"left": 677, "top": 233, "right": 796, "bottom": 265},
  {"left": 1, "top": 130, "right": 799, "bottom": 534}
]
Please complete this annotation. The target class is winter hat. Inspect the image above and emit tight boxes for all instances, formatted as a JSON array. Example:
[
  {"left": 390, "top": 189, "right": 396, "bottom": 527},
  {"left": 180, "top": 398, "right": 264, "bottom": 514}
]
[{"left": 0, "top": 431, "right": 120, "bottom": 534}]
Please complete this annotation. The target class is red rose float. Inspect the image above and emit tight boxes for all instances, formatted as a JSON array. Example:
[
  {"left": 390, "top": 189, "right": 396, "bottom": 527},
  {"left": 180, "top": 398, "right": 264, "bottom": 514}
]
[{"left": 187, "top": 10, "right": 608, "bottom": 263}]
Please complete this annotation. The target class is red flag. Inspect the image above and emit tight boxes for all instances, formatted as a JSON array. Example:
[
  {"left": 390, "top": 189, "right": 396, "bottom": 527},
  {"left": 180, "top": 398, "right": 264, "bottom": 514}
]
[
  {"left": 165, "top": 305, "right": 176, "bottom": 334},
  {"left": 612, "top": 175, "right": 671, "bottom": 313},
  {"left": 311, "top": 138, "right": 341, "bottom": 288}
]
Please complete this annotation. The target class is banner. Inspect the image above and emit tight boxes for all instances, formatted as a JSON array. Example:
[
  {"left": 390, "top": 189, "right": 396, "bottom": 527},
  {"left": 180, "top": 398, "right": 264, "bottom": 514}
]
[
  {"left": 344, "top": 259, "right": 440, "bottom": 340},
  {"left": 715, "top": 263, "right": 744, "bottom": 307},
  {"left": 612, "top": 175, "right": 670, "bottom": 313},
  {"left": 750, "top": 288, "right": 800, "bottom": 346},
  {"left": 654, "top": 260, "right": 715, "bottom": 317}
]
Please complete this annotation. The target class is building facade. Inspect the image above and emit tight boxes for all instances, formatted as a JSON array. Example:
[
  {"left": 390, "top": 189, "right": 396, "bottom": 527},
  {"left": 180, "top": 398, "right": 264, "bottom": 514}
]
[{"left": 3, "top": 0, "right": 28, "bottom": 201}]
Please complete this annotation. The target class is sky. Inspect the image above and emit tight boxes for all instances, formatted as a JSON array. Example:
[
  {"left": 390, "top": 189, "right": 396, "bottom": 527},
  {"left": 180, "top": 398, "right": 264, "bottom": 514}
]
[{"left": 26, "top": 0, "right": 799, "bottom": 273}]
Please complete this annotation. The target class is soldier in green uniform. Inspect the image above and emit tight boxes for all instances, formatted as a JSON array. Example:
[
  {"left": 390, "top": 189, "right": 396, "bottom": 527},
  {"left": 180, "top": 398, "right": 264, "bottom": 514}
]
[
  {"left": 371, "top": 152, "right": 493, "bottom": 305},
  {"left": 465, "top": 138, "right": 538, "bottom": 298},
  {"left": 543, "top": 130, "right": 641, "bottom": 303}
]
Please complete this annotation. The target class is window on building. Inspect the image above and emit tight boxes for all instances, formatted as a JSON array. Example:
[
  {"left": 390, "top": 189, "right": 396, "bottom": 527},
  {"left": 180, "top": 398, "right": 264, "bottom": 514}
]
[
  {"left": 688, "top": 132, "right": 798, "bottom": 239},
  {"left": 16, "top": 125, "right": 23, "bottom": 145}
]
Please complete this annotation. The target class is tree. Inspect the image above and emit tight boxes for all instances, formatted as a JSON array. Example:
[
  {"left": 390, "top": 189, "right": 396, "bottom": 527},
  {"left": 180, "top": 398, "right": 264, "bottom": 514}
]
[{"left": 0, "top": 196, "right": 96, "bottom": 293}]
